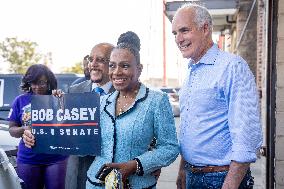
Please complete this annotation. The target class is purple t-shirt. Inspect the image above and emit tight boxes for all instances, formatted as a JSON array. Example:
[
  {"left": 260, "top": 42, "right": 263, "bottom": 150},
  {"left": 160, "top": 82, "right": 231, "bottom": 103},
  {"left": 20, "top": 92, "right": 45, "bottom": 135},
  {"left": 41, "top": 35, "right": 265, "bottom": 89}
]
[{"left": 7, "top": 92, "right": 67, "bottom": 164}]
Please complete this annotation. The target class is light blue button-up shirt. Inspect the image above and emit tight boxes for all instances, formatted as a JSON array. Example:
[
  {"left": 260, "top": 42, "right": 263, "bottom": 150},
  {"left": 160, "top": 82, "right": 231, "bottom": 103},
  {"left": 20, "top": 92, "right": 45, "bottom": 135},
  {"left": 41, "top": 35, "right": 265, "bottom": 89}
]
[{"left": 179, "top": 44, "right": 262, "bottom": 166}]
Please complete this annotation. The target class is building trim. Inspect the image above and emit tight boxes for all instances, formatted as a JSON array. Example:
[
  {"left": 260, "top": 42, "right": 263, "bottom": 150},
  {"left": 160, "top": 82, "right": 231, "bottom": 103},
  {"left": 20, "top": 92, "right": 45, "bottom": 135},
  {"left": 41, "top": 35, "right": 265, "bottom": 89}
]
[{"left": 267, "top": 0, "right": 278, "bottom": 188}]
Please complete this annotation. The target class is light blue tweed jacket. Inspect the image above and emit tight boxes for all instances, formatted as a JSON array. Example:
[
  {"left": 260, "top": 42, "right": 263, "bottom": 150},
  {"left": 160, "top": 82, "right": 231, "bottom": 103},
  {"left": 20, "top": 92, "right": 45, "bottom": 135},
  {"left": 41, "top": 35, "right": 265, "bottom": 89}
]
[{"left": 86, "top": 84, "right": 179, "bottom": 189}]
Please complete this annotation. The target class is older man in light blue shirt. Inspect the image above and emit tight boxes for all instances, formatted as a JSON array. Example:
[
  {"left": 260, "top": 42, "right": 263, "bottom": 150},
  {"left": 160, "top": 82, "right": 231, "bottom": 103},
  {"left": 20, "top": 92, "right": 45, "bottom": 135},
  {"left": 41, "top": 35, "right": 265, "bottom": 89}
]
[{"left": 172, "top": 3, "right": 262, "bottom": 189}]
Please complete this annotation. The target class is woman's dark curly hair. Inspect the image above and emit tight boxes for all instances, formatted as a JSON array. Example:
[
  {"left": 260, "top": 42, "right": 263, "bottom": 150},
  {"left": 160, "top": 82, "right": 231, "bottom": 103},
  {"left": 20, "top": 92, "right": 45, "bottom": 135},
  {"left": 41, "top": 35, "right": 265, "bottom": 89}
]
[
  {"left": 116, "top": 31, "right": 141, "bottom": 64},
  {"left": 21, "top": 64, "right": 57, "bottom": 94}
]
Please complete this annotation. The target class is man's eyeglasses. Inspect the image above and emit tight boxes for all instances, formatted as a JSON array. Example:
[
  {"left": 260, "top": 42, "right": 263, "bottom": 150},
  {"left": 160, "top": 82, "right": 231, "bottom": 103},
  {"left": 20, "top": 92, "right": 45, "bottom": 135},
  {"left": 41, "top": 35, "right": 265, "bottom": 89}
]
[
  {"left": 87, "top": 56, "right": 109, "bottom": 64},
  {"left": 31, "top": 80, "right": 48, "bottom": 87}
]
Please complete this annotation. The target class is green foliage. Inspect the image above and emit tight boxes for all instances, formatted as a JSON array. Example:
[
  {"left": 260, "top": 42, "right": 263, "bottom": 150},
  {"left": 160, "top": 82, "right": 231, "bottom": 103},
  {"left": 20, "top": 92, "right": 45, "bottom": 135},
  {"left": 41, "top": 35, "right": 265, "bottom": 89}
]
[
  {"left": 0, "top": 37, "right": 42, "bottom": 73},
  {"left": 61, "top": 61, "right": 83, "bottom": 74}
]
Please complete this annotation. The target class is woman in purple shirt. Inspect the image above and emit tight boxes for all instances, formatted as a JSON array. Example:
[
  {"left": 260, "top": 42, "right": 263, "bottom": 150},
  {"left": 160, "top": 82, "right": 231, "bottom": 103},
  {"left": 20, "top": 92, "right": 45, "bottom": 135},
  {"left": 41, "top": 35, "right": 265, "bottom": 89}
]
[{"left": 8, "top": 64, "right": 68, "bottom": 189}]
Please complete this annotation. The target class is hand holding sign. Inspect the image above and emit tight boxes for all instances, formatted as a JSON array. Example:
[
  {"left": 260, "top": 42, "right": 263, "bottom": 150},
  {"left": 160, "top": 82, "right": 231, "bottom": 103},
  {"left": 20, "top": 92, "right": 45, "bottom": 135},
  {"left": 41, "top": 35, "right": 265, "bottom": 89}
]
[
  {"left": 23, "top": 129, "right": 35, "bottom": 148},
  {"left": 52, "top": 89, "right": 64, "bottom": 97}
]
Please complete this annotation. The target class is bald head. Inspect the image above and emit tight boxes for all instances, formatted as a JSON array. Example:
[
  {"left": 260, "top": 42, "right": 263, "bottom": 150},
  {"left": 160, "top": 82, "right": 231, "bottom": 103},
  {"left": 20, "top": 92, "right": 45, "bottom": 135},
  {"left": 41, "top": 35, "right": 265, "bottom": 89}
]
[{"left": 91, "top": 43, "right": 114, "bottom": 59}]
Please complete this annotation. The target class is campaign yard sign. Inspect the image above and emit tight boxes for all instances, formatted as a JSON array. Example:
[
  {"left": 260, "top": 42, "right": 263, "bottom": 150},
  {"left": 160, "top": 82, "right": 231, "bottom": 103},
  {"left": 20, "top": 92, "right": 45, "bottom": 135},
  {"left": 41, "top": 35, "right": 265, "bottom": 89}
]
[{"left": 31, "top": 93, "right": 100, "bottom": 155}]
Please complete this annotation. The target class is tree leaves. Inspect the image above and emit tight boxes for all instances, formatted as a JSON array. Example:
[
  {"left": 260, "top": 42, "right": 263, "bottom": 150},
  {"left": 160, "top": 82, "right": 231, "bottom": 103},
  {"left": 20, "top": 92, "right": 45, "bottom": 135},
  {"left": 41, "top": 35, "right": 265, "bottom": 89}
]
[{"left": 0, "top": 37, "right": 42, "bottom": 73}]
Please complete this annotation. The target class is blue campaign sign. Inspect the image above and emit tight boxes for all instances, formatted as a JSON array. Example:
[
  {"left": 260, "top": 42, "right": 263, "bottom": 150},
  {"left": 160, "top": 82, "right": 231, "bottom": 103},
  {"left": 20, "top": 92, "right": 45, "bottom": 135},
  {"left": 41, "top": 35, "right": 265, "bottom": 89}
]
[{"left": 31, "top": 93, "right": 100, "bottom": 155}]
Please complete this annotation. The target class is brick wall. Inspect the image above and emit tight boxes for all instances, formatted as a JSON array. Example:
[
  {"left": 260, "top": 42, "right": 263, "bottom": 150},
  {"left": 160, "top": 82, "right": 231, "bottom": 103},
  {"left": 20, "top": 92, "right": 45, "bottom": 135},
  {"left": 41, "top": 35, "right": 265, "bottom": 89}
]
[
  {"left": 257, "top": 0, "right": 265, "bottom": 94},
  {"left": 256, "top": 1, "right": 267, "bottom": 188},
  {"left": 236, "top": 0, "right": 258, "bottom": 76}
]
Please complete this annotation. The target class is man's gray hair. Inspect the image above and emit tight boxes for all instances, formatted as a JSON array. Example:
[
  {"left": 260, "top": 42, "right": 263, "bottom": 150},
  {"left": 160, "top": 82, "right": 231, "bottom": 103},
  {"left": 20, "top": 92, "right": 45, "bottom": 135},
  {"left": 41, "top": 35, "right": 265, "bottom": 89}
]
[{"left": 177, "top": 3, "right": 213, "bottom": 31}]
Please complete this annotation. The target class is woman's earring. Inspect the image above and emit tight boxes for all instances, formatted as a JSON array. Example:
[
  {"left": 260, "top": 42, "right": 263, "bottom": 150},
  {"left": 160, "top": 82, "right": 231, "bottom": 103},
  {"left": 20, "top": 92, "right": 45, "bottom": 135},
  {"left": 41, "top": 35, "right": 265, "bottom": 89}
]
[{"left": 28, "top": 86, "right": 31, "bottom": 92}]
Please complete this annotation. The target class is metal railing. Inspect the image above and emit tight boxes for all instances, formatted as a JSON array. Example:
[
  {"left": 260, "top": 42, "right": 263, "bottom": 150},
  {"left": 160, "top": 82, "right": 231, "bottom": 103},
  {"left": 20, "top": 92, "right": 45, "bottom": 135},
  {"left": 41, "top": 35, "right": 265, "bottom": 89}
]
[{"left": 0, "top": 148, "right": 24, "bottom": 189}]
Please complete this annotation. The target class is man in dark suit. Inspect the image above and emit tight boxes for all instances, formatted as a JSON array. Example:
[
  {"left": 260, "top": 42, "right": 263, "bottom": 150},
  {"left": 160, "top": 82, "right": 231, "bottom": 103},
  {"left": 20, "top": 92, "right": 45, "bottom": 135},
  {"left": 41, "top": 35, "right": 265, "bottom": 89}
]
[{"left": 65, "top": 42, "right": 115, "bottom": 189}]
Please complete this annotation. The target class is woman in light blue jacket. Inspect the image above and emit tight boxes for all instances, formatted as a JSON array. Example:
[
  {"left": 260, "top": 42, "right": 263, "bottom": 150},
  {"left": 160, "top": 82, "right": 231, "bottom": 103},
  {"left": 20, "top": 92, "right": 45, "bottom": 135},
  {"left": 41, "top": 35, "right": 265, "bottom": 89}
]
[{"left": 86, "top": 31, "right": 179, "bottom": 189}]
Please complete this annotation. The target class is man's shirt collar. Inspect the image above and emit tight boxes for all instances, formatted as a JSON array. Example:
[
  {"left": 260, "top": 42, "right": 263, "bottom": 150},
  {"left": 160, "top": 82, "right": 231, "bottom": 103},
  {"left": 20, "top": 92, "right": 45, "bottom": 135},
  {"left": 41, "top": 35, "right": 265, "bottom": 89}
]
[
  {"left": 188, "top": 44, "right": 219, "bottom": 68},
  {"left": 91, "top": 81, "right": 112, "bottom": 94}
]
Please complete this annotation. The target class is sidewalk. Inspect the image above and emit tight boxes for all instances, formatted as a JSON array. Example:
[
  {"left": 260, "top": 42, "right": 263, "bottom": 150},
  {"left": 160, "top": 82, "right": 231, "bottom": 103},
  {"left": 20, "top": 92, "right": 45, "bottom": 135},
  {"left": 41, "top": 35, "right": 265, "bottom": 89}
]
[{"left": 157, "top": 155, "right": 180, "bottom": 188}]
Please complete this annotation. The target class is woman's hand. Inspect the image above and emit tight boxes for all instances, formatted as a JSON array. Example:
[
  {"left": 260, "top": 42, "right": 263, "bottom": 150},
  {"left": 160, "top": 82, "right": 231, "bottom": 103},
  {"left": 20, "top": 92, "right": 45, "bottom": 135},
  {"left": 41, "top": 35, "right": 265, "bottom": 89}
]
[
  {"left": 52, "top": 89, "right": 64, "bottom": 97},
  {"left": 105, "top": 160, "right": 137, "bottom": 183},
  {"left": 22, "top": 129, "right": 35, "bottom": 148}
]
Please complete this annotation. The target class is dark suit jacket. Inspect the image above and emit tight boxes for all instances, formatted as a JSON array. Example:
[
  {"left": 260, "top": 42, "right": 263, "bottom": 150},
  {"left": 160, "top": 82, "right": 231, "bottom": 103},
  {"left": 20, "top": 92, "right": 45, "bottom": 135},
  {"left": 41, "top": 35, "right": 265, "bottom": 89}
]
[{"left": 71, "top": 77, "right": 87, "bottom": 86}]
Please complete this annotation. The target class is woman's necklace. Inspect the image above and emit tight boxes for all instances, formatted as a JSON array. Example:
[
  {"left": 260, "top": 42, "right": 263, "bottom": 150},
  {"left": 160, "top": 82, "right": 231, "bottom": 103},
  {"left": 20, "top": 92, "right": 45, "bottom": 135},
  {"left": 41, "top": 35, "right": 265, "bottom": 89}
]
[
  {"left": 116, "top": 90, "right": 138, "bottom": 115},
  {"left": 117, "top": 96, "right": 134, "bottom": 115}
]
